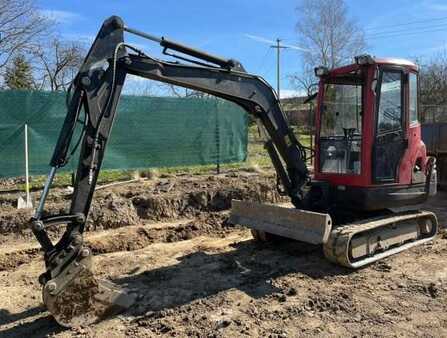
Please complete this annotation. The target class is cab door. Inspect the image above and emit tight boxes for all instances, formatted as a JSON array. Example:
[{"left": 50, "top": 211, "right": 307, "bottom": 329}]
[{"left": 373, "top": 69, "right": 407, "bottom": 183}]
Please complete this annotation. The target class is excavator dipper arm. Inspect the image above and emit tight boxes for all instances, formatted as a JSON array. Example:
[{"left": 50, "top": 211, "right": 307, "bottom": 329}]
[{"left": 30, "top": 16, "right": 309, "bottom": 327}]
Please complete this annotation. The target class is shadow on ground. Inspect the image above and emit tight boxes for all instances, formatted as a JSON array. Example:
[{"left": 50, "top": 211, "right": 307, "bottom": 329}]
[
  {"left": 115, "top": 239, "right": 351, "bottom": 316},
  {"left": 0, "top": 309, "right": 63, "bottom": 338},
  {"left": 0, "top": 238, "right": 351, "bottom": 337}
]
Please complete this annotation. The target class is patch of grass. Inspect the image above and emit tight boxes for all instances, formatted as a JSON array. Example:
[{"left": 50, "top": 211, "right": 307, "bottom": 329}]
[
  {"left": 14, "top": 169, "right": 135, "bottom": 191},
  {"left": 6, "top": 124, "right": 314, "bottom": 191}
]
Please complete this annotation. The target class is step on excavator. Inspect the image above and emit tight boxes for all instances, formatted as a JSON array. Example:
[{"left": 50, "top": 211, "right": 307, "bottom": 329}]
[{"left": 28, "top": 16, "right": 438, "bottom": 327}]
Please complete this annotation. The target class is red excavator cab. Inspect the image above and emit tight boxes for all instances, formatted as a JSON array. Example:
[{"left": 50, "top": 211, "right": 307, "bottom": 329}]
[{"left": 312, "top": 55, "right": 436, "bottom": 212}]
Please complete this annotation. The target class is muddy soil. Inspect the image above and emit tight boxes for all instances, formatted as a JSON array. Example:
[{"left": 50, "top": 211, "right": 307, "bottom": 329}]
[
  {"left": 0, "top": 170, "right": 446, "bottom": 337},
  {"left": 0, "top": 171, "right": 284, "bottom": 239}
]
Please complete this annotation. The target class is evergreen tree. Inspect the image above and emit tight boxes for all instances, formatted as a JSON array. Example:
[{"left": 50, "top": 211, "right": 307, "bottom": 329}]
[{"left": 4, "top": 55, "right": 34, "bottom": 90}]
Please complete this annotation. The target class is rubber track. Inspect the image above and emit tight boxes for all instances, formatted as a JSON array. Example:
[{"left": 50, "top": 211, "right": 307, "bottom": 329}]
[{"left": 323, "top": 210, "right": 438, "bottom": 269}]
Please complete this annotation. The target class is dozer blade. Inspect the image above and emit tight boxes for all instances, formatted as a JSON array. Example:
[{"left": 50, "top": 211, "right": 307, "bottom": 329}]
[
  {"left": 43, "top": 251, "right": 136, "bottom": 328},
  {"left": 229, "top": 200, "right": 333, "bottom": 245}
]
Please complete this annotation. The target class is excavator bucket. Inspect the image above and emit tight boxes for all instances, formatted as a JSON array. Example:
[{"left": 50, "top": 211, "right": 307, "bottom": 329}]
[
  {"left": 42, "top": 252, "right": 136, "bottom": 328},
  {"left": 229, "top": 200, "right": 333, "bottom": 244}
]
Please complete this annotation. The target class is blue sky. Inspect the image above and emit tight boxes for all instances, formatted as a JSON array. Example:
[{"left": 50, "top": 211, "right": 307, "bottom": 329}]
[{"left": 37, "top": 0, "right": 447, "bottom": 97}]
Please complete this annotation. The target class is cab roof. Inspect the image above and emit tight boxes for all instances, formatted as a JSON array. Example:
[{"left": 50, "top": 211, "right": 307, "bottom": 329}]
[
  {"left": 324, "top": 56, "right": 418, "bottom": 78},
  {"left": 373, "top": 57, "right": 418, "bottom": 70}
]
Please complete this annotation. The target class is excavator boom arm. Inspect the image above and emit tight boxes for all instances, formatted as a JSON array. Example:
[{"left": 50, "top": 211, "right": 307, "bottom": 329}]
[
  {"left": 33, "top": 16, "right": 309, "bottom": 260},
  {"left": 30, "top": 17, "right": 309, "bottom": 322}
]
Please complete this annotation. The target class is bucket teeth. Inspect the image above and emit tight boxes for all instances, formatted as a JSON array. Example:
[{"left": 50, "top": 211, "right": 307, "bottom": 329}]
[{"left": 43, "top": 255, "right": 136, "bottom": 328}]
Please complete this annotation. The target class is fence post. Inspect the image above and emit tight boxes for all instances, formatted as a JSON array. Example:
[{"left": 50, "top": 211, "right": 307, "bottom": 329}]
[
  {"left": 215, "top": 99, "right": 220, "bottom": 174},
  {"left": 24, "top": 123, "right": 32, "bottom": 207}
]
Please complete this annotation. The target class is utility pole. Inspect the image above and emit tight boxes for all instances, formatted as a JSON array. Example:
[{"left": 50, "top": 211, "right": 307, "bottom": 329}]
[
  {"left": 246, "top": 34, "right": 306, "bottom": 99},
  {"left": 271, "top": 39, "right": 289, "bottom": 100}
]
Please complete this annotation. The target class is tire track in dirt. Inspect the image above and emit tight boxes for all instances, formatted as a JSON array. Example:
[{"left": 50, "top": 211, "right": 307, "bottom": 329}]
[
  {"left": 0, "top": 231, "right": 254, "bottom": 337},
  {"left": 2, "top": 223, "right": 447, "bottom": 337},
  {"left": 0, "top": 212, "right": 236, "bottom": 272},
  {"left": 0, "top": 172, "right": 285, "bottom": 237},
  {"left": 0, "top": 172, "right": 284, "bottom": 274}
]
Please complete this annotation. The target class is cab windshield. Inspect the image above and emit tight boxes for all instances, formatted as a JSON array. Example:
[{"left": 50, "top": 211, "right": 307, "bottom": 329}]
[
  {"left": 319, "top": 79, "right": 363, "bottom": 175},
  {"left": 321, "top": 83, "right": 362, "bottom": 137}
]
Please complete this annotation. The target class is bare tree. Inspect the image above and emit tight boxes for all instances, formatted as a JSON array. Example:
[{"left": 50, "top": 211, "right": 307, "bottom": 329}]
[
  {"left": 123, "top": 75, "right": 156, "bottom": 96},
  {"left": 419, "top": 50, "right": 447, "bottom": 122},
  {"left": 290, "top": 0, "right": 366, "bottom": 92},
  {"left": 0, "top": 0, "right": 50, "bottom": 71},
  {"left": 289, "top": 62, "right": 317, "bottom": 96},
  {"left": 166, "top": 85, "right": 207, "bottom": 98},
  {"left": 122, "top": 79, "right": 208, "bottom": 98},
  {"left": 33, "top": 38, "right": 85, "bottom": 91}
]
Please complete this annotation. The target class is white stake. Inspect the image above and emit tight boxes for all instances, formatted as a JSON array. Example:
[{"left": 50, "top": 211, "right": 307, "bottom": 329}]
[
  {"left": 24, "top": 123, "right": 31, "bottom": 207},
  {"left": 18, "top": 123, "right": 33, "bottom": 209}
]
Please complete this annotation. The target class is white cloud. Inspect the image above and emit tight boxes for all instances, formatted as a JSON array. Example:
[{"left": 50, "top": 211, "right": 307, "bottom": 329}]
[
  {"left": 39, "top": 9, "right": 82, "bottom": 24},
  {"left": 127, "top": 74, "right": 147, "bottom": 83},
  {"left": 280, "top": 89, "right": 306, "bottom": 99},
  {"left": 62, "top": 33, "right": 95, "bottom": 44}
]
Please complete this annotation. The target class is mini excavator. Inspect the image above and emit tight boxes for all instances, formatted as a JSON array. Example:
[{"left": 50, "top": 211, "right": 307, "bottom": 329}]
[{"left": 29, "top": 16, "right": 438, "bottom": 327}]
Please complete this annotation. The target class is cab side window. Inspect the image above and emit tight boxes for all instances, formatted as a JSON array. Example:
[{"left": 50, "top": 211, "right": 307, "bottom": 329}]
[
  {"left": 377, "top": 71, "right": 403, "bottom": 134},
  {"left": 409, "top": 73, "right": 418, "bottom": 124},
  {"left": 374, "top": 70, "right": 406, "bottom": 182}
]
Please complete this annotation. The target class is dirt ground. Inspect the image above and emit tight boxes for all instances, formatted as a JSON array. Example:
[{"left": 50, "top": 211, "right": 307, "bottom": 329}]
[{"left": 0, "top": 170, "right": 446, "bottom": 337}]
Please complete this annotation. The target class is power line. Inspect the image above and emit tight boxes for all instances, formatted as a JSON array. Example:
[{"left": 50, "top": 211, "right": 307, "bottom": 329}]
[
  {"left": 367, "top": 26, "right": 447, "bottom": 40},
  {"left": 256, "top": 47, "right": 272, "bottom": 74},
  {"left": 245, "top": 34, "right": 305, "bottom": 98},
  {"left": 263, "top": 63, "right": 275, "bottom": 79},
  {"left": 244, "top": 34, "right": 307, "bottom": 51},
  {"left": 365, "top": 16, "right": 447, "bottom": 32},
  {"left": 367, "top": 22, "right": 447, "bottom": 38}
]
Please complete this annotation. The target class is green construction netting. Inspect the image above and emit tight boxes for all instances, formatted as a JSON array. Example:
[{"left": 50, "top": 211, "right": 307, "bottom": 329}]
[{"left": 0, "top": 90, "right": 248, "bottom": 178}]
